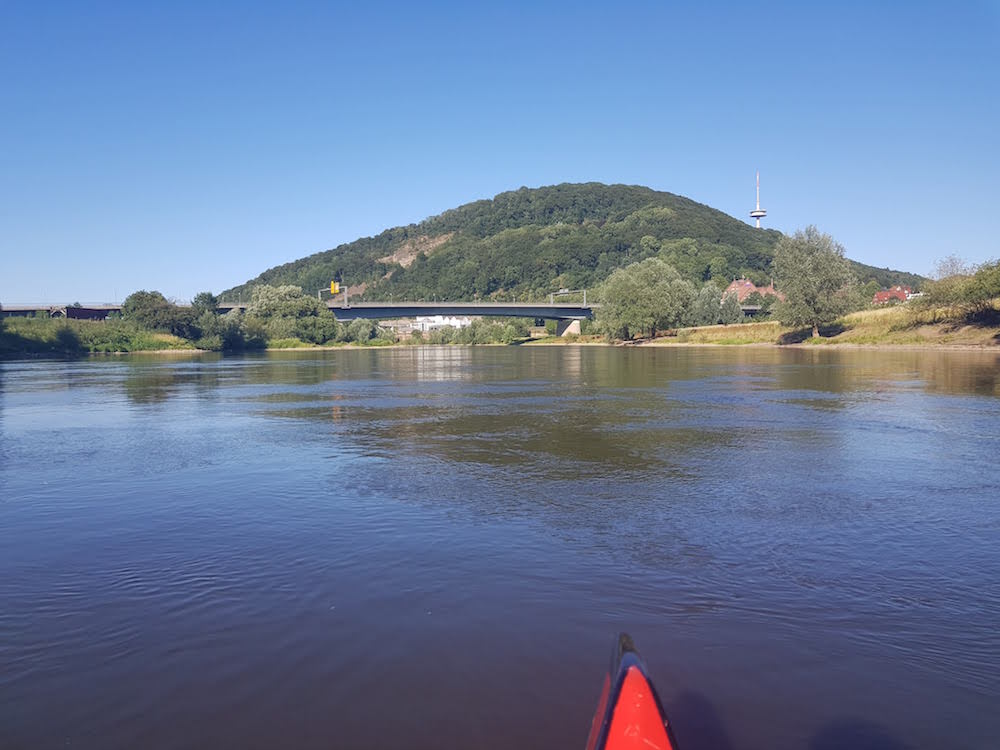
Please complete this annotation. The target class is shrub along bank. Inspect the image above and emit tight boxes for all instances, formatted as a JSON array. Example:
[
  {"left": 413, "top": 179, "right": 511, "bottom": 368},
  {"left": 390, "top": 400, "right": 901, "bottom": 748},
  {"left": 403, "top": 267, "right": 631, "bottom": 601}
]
[{"left": 0, "top": 285, "right": 540, "bottom": 358}]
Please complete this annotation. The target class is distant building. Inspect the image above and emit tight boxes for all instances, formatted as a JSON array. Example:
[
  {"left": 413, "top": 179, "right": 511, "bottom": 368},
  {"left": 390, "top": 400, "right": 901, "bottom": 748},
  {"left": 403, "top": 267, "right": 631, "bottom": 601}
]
[
  {"left": 723, "top": 278, "right": 785, "bottom": 303},
  {"left": 872, "top": 286, "right": 913, "bottom": 305},
  {"left": 380, "top": 319, "right": 419, "bottom": 337},
  {"left": 415, "top": 315, "right": 473, "bottom": 332}
]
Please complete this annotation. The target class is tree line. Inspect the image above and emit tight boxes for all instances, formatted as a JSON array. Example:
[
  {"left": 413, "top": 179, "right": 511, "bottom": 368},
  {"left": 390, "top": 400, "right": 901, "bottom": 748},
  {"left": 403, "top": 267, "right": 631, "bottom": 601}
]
[
  {"left": 593, "top": 226, "right": 999, "bottom": 341},
  {"left": 595, "top": 226, "right": 873, "bottom": 340},
  {"left": 117, "top": 286, "right": 403, "bottom": 350}
]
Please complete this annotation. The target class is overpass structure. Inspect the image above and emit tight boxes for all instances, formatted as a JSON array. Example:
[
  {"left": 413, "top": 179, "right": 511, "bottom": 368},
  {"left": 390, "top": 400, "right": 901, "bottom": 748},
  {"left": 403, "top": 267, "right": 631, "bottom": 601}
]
[
  {"left": 1, "top": 300, "right": 595, "bottom": 320},
  {"left": 0, "top": 304, "right": 121, "bottom": 320},
  {"left": 326, "top": 301, "right": 593, "bottom": 320},
  {"left": 324, "top": 301, "right": 595, "bottom": 336}
]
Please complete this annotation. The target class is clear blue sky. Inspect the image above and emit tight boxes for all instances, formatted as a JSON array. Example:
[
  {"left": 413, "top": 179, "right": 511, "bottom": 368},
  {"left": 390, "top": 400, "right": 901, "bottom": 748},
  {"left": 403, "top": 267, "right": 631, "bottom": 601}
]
[{"left": 2, "top": 1, "right": 997, "bottom": 303}]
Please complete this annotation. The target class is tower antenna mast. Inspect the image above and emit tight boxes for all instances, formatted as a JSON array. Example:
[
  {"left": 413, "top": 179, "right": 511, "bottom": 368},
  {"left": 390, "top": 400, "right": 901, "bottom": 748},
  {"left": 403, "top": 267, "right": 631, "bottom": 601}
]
[{"left": 750, "top": 170, "right": 767, "bottom": 228}]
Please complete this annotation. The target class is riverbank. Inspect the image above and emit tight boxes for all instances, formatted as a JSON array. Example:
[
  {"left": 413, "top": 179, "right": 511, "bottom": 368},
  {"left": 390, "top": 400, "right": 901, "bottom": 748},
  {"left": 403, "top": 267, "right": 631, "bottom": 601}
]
[
  {"left": 4, "top": 302, "right": 998, "bottom": 360},
  {"left": 645, "top": 303, "right": 1000, "bottom": 349}
]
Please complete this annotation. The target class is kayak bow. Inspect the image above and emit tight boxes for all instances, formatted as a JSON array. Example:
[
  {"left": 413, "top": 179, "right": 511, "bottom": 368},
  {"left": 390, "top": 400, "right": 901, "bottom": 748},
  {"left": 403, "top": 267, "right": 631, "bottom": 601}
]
[{"left": 585, "top": 633, "right": 678, "bottom": 750}]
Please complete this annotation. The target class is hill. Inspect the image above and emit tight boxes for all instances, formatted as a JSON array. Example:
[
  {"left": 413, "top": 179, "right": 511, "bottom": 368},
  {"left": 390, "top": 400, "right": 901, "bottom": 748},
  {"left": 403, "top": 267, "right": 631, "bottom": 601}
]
[{"left": 222, "top": 183, "right": 923, "bottom": 301}]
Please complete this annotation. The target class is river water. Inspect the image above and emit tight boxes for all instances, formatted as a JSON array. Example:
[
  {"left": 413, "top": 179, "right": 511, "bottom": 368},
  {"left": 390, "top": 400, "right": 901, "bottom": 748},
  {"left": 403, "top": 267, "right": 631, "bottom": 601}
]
[{"left": 1, "top": 346, "right": 998, "bottom": 750}]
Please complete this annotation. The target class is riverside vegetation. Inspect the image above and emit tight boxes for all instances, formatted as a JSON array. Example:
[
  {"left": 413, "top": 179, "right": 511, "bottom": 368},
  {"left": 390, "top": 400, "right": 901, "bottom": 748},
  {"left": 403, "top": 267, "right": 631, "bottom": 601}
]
[
  {"left": 0, "top": 285, "right": 541, "bottom": 357},
  {"left": 595, "top": 228, "right": 999, "bottom": 346},
  {"left": 3, "top": 185, "right": 996, "bottom": 357},
  {"left": 663, "top": 253, "right": 1000, "bottom": 347},
  {"left": 4, "top": 249, "right": 994, "bottom": 358}
]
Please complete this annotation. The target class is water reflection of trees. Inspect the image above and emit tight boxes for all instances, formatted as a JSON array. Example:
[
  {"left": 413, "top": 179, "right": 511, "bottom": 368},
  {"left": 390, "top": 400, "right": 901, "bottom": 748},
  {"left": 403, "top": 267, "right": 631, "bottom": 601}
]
[
  {"left": 113, "top": 346, "right": 1000, "bottom": 408},
  {"left": 121, "top": 355, "right": 225, "bottom": 404},
  {"left": 680, "top": 346, "right": 1000, "bottom": 398}
]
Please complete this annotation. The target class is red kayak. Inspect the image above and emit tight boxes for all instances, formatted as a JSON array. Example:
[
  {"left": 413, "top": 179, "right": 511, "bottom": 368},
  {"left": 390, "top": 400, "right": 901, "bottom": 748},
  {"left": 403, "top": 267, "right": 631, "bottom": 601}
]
[{"left": 585, "top": 633, "right": 678, "bottom": 750}]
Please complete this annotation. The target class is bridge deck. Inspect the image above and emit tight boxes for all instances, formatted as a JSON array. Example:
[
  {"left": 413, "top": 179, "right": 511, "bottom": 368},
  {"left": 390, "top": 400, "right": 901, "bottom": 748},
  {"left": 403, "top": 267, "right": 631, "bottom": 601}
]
[{"left": 322, "top": 302, "right": 596, "bottom": 321}]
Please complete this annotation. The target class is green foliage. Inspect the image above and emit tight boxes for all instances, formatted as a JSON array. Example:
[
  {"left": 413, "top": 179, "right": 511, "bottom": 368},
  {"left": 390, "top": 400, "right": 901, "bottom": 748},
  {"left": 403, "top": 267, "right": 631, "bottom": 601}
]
[
  {"left": 719, "top": 293, "right": 744, "bottom": 324},
  {"left": 221, "top": 184, "right": 924, "bottom": 311},
  {"left": 242, "top": 284, "right": 342, "bottom": 345},
  {"left": 772, "top": 227, "right": 858, "bottom": 337},
  {"left": 192, "top": 291, "right": 219, "bottom": 313},
  {"left": 849, "top": 260, "right": 926, "bottom": 292},
  {"left": 415, "top": 318, "right": 529, "bottom": 345},
  {"left": 691, "top": 284, "right": 723, "bottom": 326},
  {"left": 966, "top": 260, "right": 1000, "bottom": 308},
  {"left": 745, "top": 291, "right": 776, "bottom": 319},
  {"left": 922, "top": 258, "right": 1000, "bottom": 320},
  {"left": 247, "top": 284, "right": 324, "bottom": 318},
  {"left": 596, "top": 258, "right": 696, "bottom": 340},
  {"left": 222, "top": 184, "right": 788, "bottom": 303},
  {"left": 121, "top": 290, "right": 199, "bottom": 339},
  {"left": 0, "top": 318, "right": 175, "bottom": 356},
  {"left": 121, "top": 290, "right": 170, "bottom": 327},
  {"left": 346, "top": 318, "right": 377, "bottom": 342},
  {"left": 268, "top": 338, "right": 312, "bottom": 349}
]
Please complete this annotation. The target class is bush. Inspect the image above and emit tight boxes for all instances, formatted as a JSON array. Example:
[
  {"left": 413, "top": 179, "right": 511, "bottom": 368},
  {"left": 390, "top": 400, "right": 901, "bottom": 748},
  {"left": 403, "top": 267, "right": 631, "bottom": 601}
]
[
  {"left": 346, "top": 319, "right": 377, "bottom": 342},
  {"left": 1, "top": 318, "right": 175, "bottom": 355},
  {"left": 269, "top": 338, "right": 310, "bottom": 349},
  {"left": 922, "top": 258, "right": 1000, "bottom": 321},
  {"left": 196, "top": 334, "right": 224, "bottom": 351},
  {"left": 121, "top": 290, "right": 200, "bottom": 338}
]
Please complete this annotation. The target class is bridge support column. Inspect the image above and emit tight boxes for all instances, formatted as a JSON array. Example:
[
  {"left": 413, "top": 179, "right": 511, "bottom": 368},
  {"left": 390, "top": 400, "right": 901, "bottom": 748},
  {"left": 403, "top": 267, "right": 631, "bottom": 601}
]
[{"left": 556, "top": 319, "right": 581, "bottom": 337}]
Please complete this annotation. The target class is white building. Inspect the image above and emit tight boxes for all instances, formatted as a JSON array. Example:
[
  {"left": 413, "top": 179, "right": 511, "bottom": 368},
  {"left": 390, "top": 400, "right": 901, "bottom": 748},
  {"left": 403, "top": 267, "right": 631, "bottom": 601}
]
[{"left": 415, "top": 315, "right": 474, "bottom": 332}]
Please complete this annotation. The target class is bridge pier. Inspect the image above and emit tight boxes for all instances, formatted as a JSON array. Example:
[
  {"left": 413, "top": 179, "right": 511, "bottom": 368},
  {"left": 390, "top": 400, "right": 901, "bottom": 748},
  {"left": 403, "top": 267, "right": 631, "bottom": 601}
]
[{"left": 556, "top": 319, "right": 581, "bottom": 337}]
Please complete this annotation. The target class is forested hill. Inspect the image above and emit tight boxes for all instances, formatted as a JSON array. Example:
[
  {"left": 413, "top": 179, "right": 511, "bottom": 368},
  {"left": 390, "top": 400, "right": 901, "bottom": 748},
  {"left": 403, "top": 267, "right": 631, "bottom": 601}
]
[{"left": 223, "top": 183, "right": 923, "bottom": 301}]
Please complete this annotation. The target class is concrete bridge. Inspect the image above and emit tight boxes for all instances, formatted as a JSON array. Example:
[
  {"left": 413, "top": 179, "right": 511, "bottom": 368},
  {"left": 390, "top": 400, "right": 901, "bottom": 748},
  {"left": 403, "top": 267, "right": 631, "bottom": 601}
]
[
  {"left": 0, "top": 304, "right": 122, "bottom": 320},
  {"left": 2, "top": 300, "right": 593, "bottom": 317},
  {"left": 215, "top": 300, "right": 596, "bottom": 334},
  {"left": 322, "top": 301, "right": 596, "bottom": 336}
]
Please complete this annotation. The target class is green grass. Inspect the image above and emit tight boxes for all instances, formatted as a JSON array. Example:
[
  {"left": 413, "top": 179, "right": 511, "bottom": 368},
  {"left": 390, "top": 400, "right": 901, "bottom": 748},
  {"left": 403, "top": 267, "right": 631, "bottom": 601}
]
[
  {"left": 268, "top": 337, "right": 313, "bottom": 349},
  {"left": 0, "top": 318, "right": 191, "bottom": 357},
  {"left": 663, "top": 321, "right": 784, "bottom": 345},
  {"left": 649, "top": 299, "right": 1000, "bottom": 347}
]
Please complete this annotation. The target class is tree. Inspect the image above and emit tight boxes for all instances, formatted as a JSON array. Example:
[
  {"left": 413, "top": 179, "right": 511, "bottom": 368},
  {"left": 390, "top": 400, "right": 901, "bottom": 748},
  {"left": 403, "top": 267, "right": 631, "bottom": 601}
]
[
  {"left": 719, "top": 293, "right": 744, "bottom": 324},
  {"left": 691, "top": 284, "right": 723, "bottom": 326},
  {"left": 346, "top": 318, "right": 377, "bottom": 342},
  {"left": 122, "top": 290, "right": 171, "bottom": 328},
  {"left": 596, "top": 258, "right": 696, "bottom": 340},
  {"left": 933, "top": 254, "right": 975, "bottom": 280},
  {"left": 772, "top": 227, "right": 857, "bottom": 337},
  {"left": 965, "top": 260, "right": 1000, "bottom": 313},
  {"left": 247, "top": 285, "right": 324, "bottom": 318},
  {"left": 925, "top": 258, "right": 1000, "bottom": 320},
  {"left": 923, "top": 255, "right": 1000, "bottom": 316},
  {"left": 192, "top": 291, "right": 219, "bottom": 313},
  {"left": 244, "top": 284, "right": 340, "bottom": 344},
  {"left": 121, "top": 290, "right": 200, "bottom": 338}
]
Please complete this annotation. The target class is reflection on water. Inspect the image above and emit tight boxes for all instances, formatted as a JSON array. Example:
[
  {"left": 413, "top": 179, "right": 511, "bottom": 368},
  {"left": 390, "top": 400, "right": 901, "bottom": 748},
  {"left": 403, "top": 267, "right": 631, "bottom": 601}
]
[
  {"left": 31, "top": 346, "right": 995, "bottom": 405},
  {"left": 0, "top": 346, "right": 998, "bottom": 750}
]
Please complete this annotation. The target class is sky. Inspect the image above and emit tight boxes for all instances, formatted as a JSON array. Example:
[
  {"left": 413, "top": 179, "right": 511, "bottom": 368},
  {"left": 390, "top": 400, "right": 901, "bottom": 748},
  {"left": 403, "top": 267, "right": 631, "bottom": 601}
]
[{"left": 1, "top": 0, "right": 998, "bottom": 304}]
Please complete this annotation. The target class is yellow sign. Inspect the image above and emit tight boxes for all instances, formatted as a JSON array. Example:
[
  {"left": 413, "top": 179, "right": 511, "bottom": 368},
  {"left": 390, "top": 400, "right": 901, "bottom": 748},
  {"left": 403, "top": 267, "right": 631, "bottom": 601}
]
[{"left": 331, "top": 281, "right": 340, "bottom": 294}]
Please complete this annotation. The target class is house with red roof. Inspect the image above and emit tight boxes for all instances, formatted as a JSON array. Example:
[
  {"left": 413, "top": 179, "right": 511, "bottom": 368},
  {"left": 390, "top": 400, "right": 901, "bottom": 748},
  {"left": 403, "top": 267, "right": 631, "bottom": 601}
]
[
  {"left": 872, "top": 286, "right": 912, "bottom": 305},
  {"left": 723, "top": 278, "right": 785, "bottom": 302}
]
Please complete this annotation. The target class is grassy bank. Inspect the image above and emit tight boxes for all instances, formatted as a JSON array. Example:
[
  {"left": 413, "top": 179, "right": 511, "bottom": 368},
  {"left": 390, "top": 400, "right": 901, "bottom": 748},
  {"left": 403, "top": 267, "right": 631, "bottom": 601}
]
[
  {"left": 5, "top": 300, "right": 997, "bottom": 360},
  {"left": 0, "top": 318, "right": 191, "bottom": 358},
  {"left": 650, "top": 300, "right": 1000, "bottom": 347}
]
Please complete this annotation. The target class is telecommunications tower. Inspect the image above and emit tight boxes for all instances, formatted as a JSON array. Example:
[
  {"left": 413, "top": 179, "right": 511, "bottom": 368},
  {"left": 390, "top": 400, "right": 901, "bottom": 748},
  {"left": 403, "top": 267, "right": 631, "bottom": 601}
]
[{"left": 749, "top": 170, "right": 767, "bottom": 228}]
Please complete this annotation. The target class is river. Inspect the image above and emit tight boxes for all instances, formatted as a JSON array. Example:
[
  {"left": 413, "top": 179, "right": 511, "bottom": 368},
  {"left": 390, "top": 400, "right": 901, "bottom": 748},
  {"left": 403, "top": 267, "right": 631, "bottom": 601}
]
[{"left": 1, "top": 346, "right": 998, "bottom": 749}]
